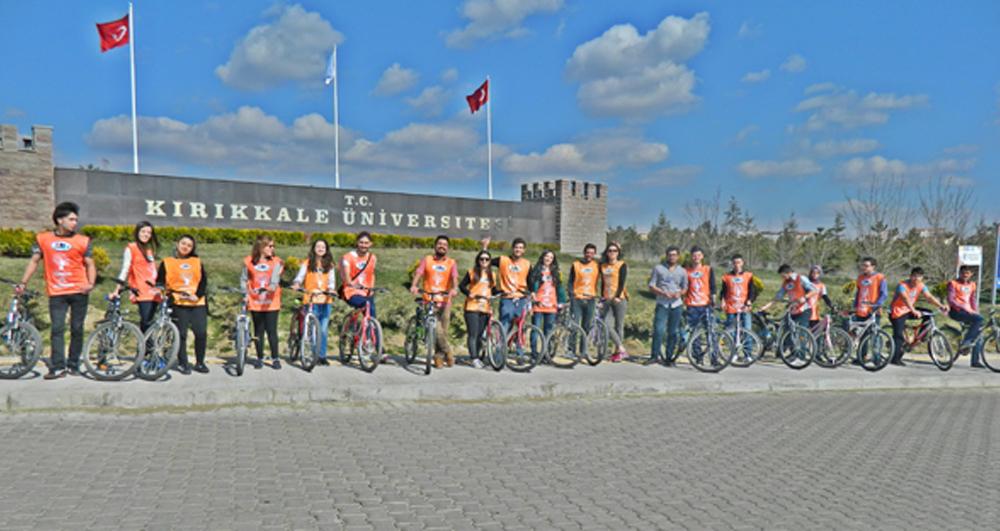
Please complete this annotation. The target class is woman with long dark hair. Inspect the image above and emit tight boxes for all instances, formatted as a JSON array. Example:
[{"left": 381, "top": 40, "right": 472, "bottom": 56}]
[
  {"left": 157, "top": 234, "right": 208, "bottom": 374},
  {"left": 292, "top": 239, "right": 336, "bottom": 365},
  {"left": 600, "top": 242, "right": 629, "bottom": 361},
  {"left": 112, "top": 221, "right": 160, "bottom": 331},
  {"left": 241, "top": 235, "right": 284, "bottom": 369},
  {"left": 528, "top": 250, "right": 566, "bottom": 355},
  {"left": 459, "top": 250, "right": 496, "bottom": 369}
]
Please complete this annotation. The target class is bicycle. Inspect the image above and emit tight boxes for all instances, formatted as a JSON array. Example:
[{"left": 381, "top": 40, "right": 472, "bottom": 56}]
[
  {"left": 502, "top": 295, "right": 543, "bottom": 373},
  {"left": 896, "top": 308, "right": 954, "bottom": 371},
  {"left": 583, "top": 298, "right": 624, "bottom": 366},
  {"left": 753, "top": 308, "right": 816, "bottom": 370},
  {"left": 81, "top": 282, "right": 145, "bottom": 381},
  {"left": 137, "top": 285, "right": 180, "bottom": 381},
  {"left": 679, "top": 309, "right": 733, "bottom": 373},
  {"left": 809, "top": 314, "right": 853, "bottom": 368},
  {"left": 544, "top": 305, "right": 584, "bottom": 369},
  {"left": 403, "top": 290, "right": 448, "bottom": 375},
  {"left": 724, "top": 307, "right": 763, "bottom": 368},
  {"left": 220, "top": 287, "right": 261, "bottom": 376},
  {"left": 845, "top": 307, "right": 894, "bottom": 372},
  {"left": 975, "top": 308, "right": 1000, "bottom": 372},
  {"left": 0, "top": 279, "right": 43, "bottom": 379},
  {"left": 470, "top": 295, "right": 506, "bottom": 371},
  {"left": 337, "top": 287, "right": 386, "bottom": 373},
  {"left": 288, "top": 288, "right": 337, "bottom": 372}
]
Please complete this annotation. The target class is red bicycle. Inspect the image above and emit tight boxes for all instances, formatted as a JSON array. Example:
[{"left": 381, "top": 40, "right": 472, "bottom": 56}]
[
  {"left": 471, "top": 295, "right": 506, "bottom": 371},
  {"left": 288, "top": 288, "right": 337, "bottom": 372},
  {"left": 503, "top": 296, "right": 543, "bottom": 372},
  {"left": 337, "top": 287, "right": 386, "bottom": 372}
]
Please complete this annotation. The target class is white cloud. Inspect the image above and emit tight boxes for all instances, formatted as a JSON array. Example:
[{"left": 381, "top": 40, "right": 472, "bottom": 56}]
[
  {"left": 836, "top": 155, "right": 977, "bottom": 185},
  {"left": 565, "top": 12, "right": 710, "bottom": 119},
  {"left": 737, "top": 20, "right": 762, "bottom": 39},
  {"left": 372, "top": 63, "right": 419, "bottom": 96},
  {"left": 800, "top": 138, "right": 881, "bottom": 158},
  {"left": 805, "top": 82, "right": 836, "bottom": 94},
  {"left": 215, "top": 4, "right": 343, "bottom": 90},
  {"left": 793, "top": 84, "right": 928, "bottom": 131},
  {"left": 837, "top": 155, "right": 907, "bottom": 182},
  {"left": 503, "top": 129, "right": 668, "bottom": 176},
  {"left": 445, "top": 0, "right": 563, "bottom": 48},
  {"left": 733, "top": 124, "right": 759, "bottom": 143},
  {"left": 441, "top": 68, "right": 459, "bottom": 83},
  {"left": 741, "top": 69, "right": 771, "bottom": 83},
  {"left": 634, "top": 165, "right": 703, "bottom": 187},
  {"left": 406, "top": 86, "right": 449, "bottom": 117},
  {"left": 780, "top": 53, "right": 807, "bottom": 73},
  {"left": 738, "top": 158, "right": 821, "bottom": 179}
]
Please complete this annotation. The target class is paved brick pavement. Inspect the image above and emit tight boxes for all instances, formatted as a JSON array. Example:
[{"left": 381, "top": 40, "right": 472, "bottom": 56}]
[{"left": 1, "top": 390, "right": 998, "bottom": 529}]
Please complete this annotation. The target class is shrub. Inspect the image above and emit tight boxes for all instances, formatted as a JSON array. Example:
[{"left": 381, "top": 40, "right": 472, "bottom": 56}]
[
  {"left": 0, "top": 228, "right": 36, "bottom": 257},
  {"left": 91, "top": 245, "right": 111, "bottom": 275}
]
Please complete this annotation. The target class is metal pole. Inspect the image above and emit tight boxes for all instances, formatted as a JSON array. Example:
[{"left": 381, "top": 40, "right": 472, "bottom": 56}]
[
  {"left": 486, "top": 75, "right": 492, "bottom": 200},
  {"left": 129, "top": 1, "right": 139, "bottom": 173},
  {"left": 333, "top": 45, "right": 340, "bottom": 189}
]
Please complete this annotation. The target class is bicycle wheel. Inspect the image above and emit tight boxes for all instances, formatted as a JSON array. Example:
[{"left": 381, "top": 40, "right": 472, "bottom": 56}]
[
  {"left": 0, "top": 322, "right": 42, "bottom": 379},
  {"left": 287, "top": 309, "right": 302, "bottom": 362},
  {"left": 338, "top": 317, "right": 356, "bottom": 365},
  {"left": 138, "top": 320, "right": 178, "bottom": 381},
  {"left": 234, "top": 318, "right": 249, "bottom": 376},
  {"left": 728, "top": 328, "right": 763, "bottom": 367},
  {"left": 83, "top": 321, "right": 144, "bottom": 381},
  {"left": 423, "top": 317, "right": 435, "bottom": 375},
  {"left": 545, "top": 322, "right": 583, "bottom": 369},
  {"left": 480, "top": 321, "right": 506, "bottom": 371},
  {"left": 580, "top": 320, "right": 608, "bottom": 366},
  {"left": 927, "top": 330, "right": 955, "bottom": 371},
  {"left": 980, "top": 328, "right": 1000, "bottom": 372},
  {"left": 299, "top": 313, "right": 319, "bottom": 372},
  {"left": 403, "top": 317, "right": 423, "bottom": 366},
  {"left": 686, "top": 326, "right": 733, "bottom": 373},
  {"left": 356, "top": 317, "right": 383, "bottom": 373},
  {"left": 813, "top": 327, "right": 853, "bottom": 368},
  {"left": 506, "top": 323, "right": 543, "bottom": 373},
  {"left": 776, "top": 325, "right": 816, "bottom": 370},
  {"left": 857, "top": 328, "right": 894, "bottom": 372}
]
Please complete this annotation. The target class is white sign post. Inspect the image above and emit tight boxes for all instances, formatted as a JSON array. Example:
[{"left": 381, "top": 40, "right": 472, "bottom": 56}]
[{"left": 958, "top": 245, "right": 984, "bottom": 306}]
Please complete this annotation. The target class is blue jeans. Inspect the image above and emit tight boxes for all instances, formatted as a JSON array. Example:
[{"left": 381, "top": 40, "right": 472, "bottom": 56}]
[
  {"left": 725, "top": 312, "right": 751, "bottom": 331},
  {"left": 651, "top": 304, "right": 683, "bottom": 361},
  {"left": 532, "top": 312, "right": 556, "bottom": 354},
  {"left": 500, "top": 298, "right": 527, "bottom": 333},
  {"left": 310, "top": 303, "right": 331, "bottom": 359},
  {"left": 347, "top": 295, "right": 376, "bottom": 318},
  {"left": 685, "top": 305, "right": 712, "bottom": 329},
  {"left": 950, "top": 309, "right": 984, "bottom": 365},
  {"left": 571, "top": 298, "right": 596, "bottom": 333},
  {"left": 791, "top": 311, "right": 811, "bottom": 328}
]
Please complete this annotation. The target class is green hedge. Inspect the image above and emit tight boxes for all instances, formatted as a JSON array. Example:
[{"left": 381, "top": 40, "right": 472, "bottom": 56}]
[{"left": 0, "top": 228, "right": 36, "bottom": 257}]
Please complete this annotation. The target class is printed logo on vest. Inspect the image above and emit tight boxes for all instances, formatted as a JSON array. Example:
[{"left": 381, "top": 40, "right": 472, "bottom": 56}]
[{"left": 51, "top": 241, "right": 72, "bottom": 252}]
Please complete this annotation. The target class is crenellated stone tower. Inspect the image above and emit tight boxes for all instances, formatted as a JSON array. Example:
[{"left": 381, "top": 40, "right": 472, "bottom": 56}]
[
  {"left": 0, "top": 124, "right": 55, "bottom": 229},
  {"left": 521, "top": 179, "right": 607, "bottom": 253}
]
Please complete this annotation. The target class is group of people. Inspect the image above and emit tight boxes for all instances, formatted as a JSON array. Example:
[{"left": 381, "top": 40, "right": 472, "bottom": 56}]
[{"left": 10, "top": 202, "right": 990, "bottom": 380}]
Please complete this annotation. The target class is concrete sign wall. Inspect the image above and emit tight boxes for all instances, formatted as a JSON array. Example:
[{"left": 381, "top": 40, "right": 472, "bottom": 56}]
[{"left": 54, "top": 169, "right": 558, "bottom": 243}]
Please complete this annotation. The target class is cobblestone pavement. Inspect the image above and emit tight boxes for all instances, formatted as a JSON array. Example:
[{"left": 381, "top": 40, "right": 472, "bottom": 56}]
[{"left": 2, "top": 390, "right": 999, "bottom": 530}]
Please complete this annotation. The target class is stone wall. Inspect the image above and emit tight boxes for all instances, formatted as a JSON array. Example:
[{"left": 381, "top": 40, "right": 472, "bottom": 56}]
[
  {"left": 521, "top": 179, "right": 607, "bottom": 253},
  {"left": 0, "top": 125, "right": 54, "bottom": 229}
]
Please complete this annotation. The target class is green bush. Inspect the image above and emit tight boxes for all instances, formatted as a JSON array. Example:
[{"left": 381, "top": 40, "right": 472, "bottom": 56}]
[
  {"left": 91, "top": 245, "right": 111, "bottom": 275},
  {"left": 0, "top": 228, "right": 35, "bottom": 257}
]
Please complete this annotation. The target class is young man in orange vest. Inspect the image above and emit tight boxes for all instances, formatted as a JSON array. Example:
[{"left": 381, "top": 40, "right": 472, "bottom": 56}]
[
  {"left": 16, "top": 202, "right": 96, "bottom": 379},
  {"left": 760, "top": 264, "right": 817, "bottom": 327},
  {"left": 719, "top": 254, "right": 758, "bottom": 332},
  {"left": 481, "top": 236, "right": 531, "bottom": 334},
  {"left": 949, "top": 265, "right": 985, "bottom": 367},
  {"left": 684, "top": 246, "right": 716, "bottom": 328},
  {"left": 410, "top": 235, "right": 459, "bottom": 367},
  {"left": 568, "top": 243, "right": 600, "bottom": 334},
  {"left": 888, "top": 267, "right": 948, "bottom": 366}
]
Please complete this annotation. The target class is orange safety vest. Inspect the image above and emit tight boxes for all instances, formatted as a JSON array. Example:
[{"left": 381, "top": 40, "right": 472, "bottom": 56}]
[
  {"left": 721, "top": 271, "right": 753, "bottom": 314},
  {"left": 948, "top": 279, "right": 977, "bottom": 311},
  {"left": 35, "top": 231, "right": 91, "bottom": 297},
  {"left": 243, "top": 256, "right": 282, "bottom": 312},
  {"left": 534, "top": 269, "right": 559, "bottom": 314},
  {"left": 807, "top": 280, "right": 825, "bottom": 321},
  {"left": 126, "top": 242, "right": 160, "bottom": 303},
  {"left": 302, "top": 263, "right": 334, "bottom": 305},
  {"left": 890, "top": 280, "right": 924, "bottom": 320},
  {"left": 855, "top": 272, "right": 885, "bottom": 317},
  {"left": 420, "top": 255, "right": 456, "bottom": 303},
  {"left": 601, "top": 261, "right": 628, "bottom": 300},
  {"left": 163, "top": 256, "right": 205, "bottom": 307},
  {"left": 497, "top": 255, "right": 530, "bottom": 298},
  {"left": 464, "top": 269, "right": 494, "bottom": 314},
  {"left": 684, "top": 265, "right": 712, "bottom": 307},
  {"left": 571, "top": 260, "right": 599, "bottom": 299},
  {"left": 341, "top": 251, "right": 376, "bottom": 300},
  {"left": 782, "top": 274, "right": 809, "bottom": 315}
]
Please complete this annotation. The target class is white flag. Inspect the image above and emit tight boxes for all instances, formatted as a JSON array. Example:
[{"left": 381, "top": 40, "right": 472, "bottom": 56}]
[{"left": 324, "top": 47, "right": 337, "bottom": 85}]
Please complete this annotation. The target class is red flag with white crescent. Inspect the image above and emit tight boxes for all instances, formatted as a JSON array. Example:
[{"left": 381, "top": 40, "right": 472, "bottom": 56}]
[
  {"left": 465, "top": 79, "right": 489, "bottom": 114},
  {"left": 96, "top": 14, "right": 130, "bottom": 52}
]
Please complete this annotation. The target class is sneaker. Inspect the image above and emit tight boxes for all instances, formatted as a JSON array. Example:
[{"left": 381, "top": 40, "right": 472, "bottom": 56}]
[
  {"left": 643, "top": 357, "right": 659, "bottom": 366},
  {"left": 890, "top": 360, "right": 906, "bottom": 367},
  {"left": 610, "top": 352, "right": 623, "bottom": 363},
  {"left": 43, "top": 370, "right": 66, "bottom": 380},
  {"left": 193, "top": 363, "right": 209, "bottom": 374},
  {"left": 271, "top": 358, "right": 282, "bottom": 370},
  {"left": 318, "top": 358, "right": 330, "bottom": 366},
  {"left": 381, "top": 354, "right": 390, "bottom": 363},
  {"left": 972, "top": 362, "right": 986, "bottom": 369},
  {"left": 177, "top": 364, "right": 192, "bottom": 375},
  {"left": 472, "top": 359, "right": 484, "bottom": 369}
]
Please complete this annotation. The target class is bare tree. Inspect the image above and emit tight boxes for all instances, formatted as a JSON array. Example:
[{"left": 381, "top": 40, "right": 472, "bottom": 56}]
[
  {"left": 839, "top": 176, "right": 915, "bottom": 276},
  {"left": 918, "top": 176, "right": 976, "bottom": 281},
  {"left": 685, "top": 188, "right": 725, "bottom": 265},
  {"left": 800, "top": 213, "right": 847, "bottom": 272},
  {"left": 774, "top": 212, "right": 801, "bottom": 267}
]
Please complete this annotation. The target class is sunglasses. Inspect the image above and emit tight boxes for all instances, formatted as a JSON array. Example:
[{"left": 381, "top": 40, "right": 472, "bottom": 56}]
[{"left": 478, "top": 257, "right": 491, "bottom": 262}]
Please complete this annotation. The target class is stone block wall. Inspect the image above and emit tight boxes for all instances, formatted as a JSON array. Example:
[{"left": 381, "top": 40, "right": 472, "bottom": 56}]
[
  {"left": 521, "top": 179, "right": 607, "bottom": 253},
  {"left": 0, "top": 124, "right": 55, "bottom": 229}
]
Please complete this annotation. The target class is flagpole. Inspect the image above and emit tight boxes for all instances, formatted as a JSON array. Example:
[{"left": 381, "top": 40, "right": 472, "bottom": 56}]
[
  {"left": 486, "top": 75, "right": 493, "bottom": 200},
  {"left": 128, "top": 1, "right": 139, "bottom": 174},
  {"left": 333, "top": 45, "right": 340, "bottom": 189}
]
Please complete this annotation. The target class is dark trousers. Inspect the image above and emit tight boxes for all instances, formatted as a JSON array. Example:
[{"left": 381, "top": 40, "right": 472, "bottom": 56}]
[
  {"left": 346, "top": 295, "right": 376, "bottom": 318},
  {"left": 48, "top": 293, "right": 89, "bottom": 372},
  {"left": 173, "top": 306, "right": 207, "bottom": 367},
  {"left": 251, "top": 310, "right": 280, "bottom": 359},
  {"left": 532, "top": 312, "right": 556, "bottom": 354},
  {"left": 950, "top": 309, "right": 984, "bottom": 365},
  {"left": 890, "top": 313, "right": 925, "bottom": 362},
  {"left": 571, "top": 298, "right": 596, "bottom": 332},
  {"left": 464, "top": 311, "right": 490, "bottom": 359},
  {"left": 136, "top": 301, "right": 157, "bottom": 332}
]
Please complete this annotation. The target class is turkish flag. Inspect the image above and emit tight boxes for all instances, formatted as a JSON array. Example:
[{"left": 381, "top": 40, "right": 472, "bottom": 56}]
[
  {"left": 96, "top": 14, "right": 130, "bottom": 52},
  {"left": 465, "top": 80, "right": 489, "bottom": 114}
]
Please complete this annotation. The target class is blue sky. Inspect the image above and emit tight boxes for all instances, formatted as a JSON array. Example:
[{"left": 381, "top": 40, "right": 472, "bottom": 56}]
[{"left": 2, "top": 0, "right": 999, "bottom": 230}]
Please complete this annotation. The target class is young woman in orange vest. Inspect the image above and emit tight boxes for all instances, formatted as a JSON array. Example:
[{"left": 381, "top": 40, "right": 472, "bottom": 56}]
[
  {"left": 948, "top": 265, "right": 985, "bottom": 366},
  {"left": 291, "top": 238, "right": 336, "bottom": 365},
  {"left": 888, "top": 267, "right": 948, "bottom": 366},
  {"left": 684, "top": 246, "right": 716, "bottom": 327},
  {"left": 805, "top": 265, "right": 838, "bottom": 328},
  {"left": 459, "top": 250, "right": 497, "bottom": 369},
  {"left": 157, "top": 234, "right": 208, "bottom": 374},
  {"left": 568, "top": 243, "right": 600, "bottom": 335},
  {"left": 599, "top": 242, "right": 629, "bottom": 362},
  {"left": 111, "top": 221, "right": 160, "bottom": 332},
  {"left": 409, "top": 235, "right": 459, "bottom": 368},
  {"left": 480, "top": 236, "right": 531, "bottom": 334},
  {"left": 528, "top": 250, "right": 567, "bottom": 358},
  {"left": 241, "top": 235, "right": 284, "bottom": 369},
  {"left": 719, "top": 254, "right": 758, "bottom": 332},
  {"left": 16, "top": 202, "right": 96, "bottom": 379}
]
